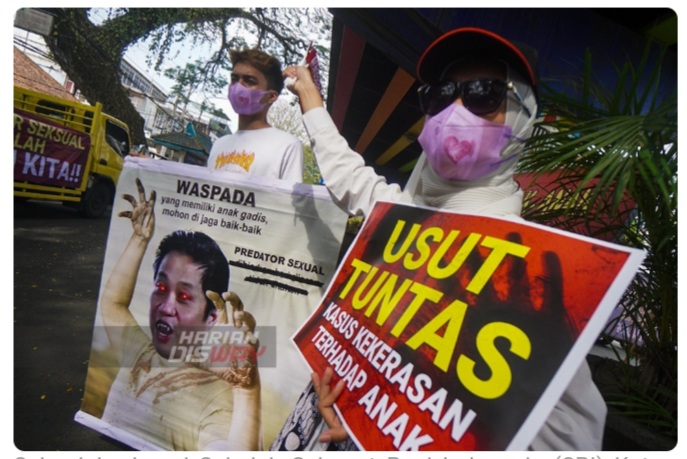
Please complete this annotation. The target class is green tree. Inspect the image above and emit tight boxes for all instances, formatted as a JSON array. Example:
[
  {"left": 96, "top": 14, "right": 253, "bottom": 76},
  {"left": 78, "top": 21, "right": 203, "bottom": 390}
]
[
  {"left": 302, "top": 144, "right": 323, "bottom": 186},
  {"left": 520, "top": 44, "right": 677, "bottom": 439},
  {"left": 268, "top": 97, "right": 322, "bottom": 184},
  {"left": 38, "top": 7, "right": 332, "bottom": 144},
  {"left": 165, "top": 59, "right": 228, "bottom": 119}
]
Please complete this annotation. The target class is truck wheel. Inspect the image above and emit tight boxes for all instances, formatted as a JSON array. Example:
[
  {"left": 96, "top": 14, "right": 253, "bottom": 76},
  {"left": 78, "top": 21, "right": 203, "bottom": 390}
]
[{"left": 79, "top": 179, "right": 112, "bottom": 218}]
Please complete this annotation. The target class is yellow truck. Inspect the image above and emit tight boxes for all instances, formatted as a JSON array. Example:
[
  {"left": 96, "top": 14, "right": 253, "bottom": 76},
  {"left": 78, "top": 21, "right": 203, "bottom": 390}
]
[{"left": 13, "top": 86, "right": 131, "bottom": 218}]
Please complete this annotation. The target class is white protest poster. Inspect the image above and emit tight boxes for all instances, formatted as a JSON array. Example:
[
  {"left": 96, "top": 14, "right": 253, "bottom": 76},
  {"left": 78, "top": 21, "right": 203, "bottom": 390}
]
[{"left": 75, "top": 157, "right": 348, "bottom": 450}]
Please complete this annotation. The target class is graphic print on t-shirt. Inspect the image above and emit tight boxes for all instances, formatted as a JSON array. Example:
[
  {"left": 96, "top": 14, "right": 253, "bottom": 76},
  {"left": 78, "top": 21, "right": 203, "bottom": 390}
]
[{"left": 213, "top": 150, "right": 255, "bottom": 173}]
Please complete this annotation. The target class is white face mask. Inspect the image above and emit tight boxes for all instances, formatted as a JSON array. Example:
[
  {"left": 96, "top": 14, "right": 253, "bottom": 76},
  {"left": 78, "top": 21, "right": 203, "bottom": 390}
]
[{"left": 418, "top": 103, "right": 518, "bottom": 181}]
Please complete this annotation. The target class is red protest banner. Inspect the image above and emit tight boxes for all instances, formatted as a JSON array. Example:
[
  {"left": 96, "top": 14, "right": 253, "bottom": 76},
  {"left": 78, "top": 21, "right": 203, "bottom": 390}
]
[
  {"left": 13, "top": 108, "right": 91, "bottom": 188},
  {"left": 293, "top": 200, "right": 645, "bottom": 451}
]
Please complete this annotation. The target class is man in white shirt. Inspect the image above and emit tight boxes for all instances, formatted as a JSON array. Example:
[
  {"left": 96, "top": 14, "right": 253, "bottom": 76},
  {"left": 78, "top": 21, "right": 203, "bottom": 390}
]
[{"left": 208, "top": 48, "right": 304, "bottom": 183}]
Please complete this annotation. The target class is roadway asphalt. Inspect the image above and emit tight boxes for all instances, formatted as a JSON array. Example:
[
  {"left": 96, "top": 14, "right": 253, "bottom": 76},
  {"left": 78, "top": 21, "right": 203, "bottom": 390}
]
[{"left": 13, "top": 199, "right": 131, "bottom": 452}]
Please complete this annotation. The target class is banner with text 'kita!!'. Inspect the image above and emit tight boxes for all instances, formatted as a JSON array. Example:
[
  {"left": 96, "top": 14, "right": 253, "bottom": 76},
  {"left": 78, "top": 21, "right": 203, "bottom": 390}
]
[
  {"left": 75, "top": 157, "right": 348, "bottom": 451},
  {"left": 293, "top": 200, "right": 645, "bottom": 451},
  {"left": 14, "top": 108, "right": 91, "bottom": 187}
]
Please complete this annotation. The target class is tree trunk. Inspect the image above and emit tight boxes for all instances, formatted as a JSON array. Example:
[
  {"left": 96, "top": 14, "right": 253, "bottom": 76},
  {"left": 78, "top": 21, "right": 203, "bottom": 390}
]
[{"left": 43, "top": 9, "right": 146, "bottom": 145}]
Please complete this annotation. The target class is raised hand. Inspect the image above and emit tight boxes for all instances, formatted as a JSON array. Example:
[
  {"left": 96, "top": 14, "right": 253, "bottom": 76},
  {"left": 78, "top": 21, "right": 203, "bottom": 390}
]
[
  {"left": 205, "top": 290, "right": 259, "bottom": 388},
  {"left": 118, "top": 178, "right": 156, "bottom": 241},
  {"left": 282, "top": 65, "right": 324, "bottom": 113}
]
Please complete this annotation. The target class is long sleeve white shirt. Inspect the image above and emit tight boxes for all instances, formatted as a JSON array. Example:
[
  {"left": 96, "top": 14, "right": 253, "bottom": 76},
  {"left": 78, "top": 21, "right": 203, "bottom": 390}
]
[{"left": 298, "top": 106, "right": 607, "bottom": 451}]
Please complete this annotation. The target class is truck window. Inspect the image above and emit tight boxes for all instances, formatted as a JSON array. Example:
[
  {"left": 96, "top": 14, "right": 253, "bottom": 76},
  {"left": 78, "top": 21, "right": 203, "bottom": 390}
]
[{"left": 105, "top": 121, "right": 130, "bottom": 158}]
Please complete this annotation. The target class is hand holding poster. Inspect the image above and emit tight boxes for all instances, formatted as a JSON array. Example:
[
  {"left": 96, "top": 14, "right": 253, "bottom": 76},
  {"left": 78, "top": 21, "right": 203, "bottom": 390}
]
[
  {"left": 75, "top": 157, "right": 348, "bottom": 450},
  {"left": 293, "top": 200, "right": 645, "bottom": 451}
]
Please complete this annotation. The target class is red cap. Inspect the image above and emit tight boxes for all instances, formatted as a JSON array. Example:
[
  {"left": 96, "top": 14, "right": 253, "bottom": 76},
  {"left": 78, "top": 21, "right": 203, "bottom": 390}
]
[{"left": 416, "top": 27, "right": 538, "bottom": 89}]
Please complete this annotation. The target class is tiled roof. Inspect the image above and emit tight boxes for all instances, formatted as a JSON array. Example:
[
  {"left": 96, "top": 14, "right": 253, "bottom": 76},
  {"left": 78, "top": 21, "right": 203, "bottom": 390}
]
[
  {"left": 13, "top": 46, "right": 78, "bottom": 101},
  {"left": 151, "top": 123, "right": 212, "bottom": 157}
]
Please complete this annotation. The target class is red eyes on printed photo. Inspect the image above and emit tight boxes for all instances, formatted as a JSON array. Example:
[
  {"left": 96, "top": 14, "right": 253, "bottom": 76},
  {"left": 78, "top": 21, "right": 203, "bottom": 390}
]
[{"left": 153, "top": 282, "right": 192, "bottom": 303}]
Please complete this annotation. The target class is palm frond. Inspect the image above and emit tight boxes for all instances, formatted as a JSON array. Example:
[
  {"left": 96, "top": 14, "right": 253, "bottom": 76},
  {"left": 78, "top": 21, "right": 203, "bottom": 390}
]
[{"left": 519, "top": 41, "right": 677, "bottom": 439}]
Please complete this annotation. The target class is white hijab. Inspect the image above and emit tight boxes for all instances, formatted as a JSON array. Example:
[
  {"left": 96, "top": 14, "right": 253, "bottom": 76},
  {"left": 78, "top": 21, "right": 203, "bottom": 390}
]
[{"left": 403, "top": 65, "right": 538, "bottom": 217}]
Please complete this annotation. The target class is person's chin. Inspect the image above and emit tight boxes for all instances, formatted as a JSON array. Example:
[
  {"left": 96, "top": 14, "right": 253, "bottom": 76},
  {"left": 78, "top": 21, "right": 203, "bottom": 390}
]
[{"left": 152, "top": 337, "right": 174, "bottom": 359}]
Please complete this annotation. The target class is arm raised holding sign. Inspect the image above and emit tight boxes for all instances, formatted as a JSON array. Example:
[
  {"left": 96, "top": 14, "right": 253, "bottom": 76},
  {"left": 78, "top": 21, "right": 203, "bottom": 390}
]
[{"left": 277, "top": 24, "right": 606, "bottom": 451}]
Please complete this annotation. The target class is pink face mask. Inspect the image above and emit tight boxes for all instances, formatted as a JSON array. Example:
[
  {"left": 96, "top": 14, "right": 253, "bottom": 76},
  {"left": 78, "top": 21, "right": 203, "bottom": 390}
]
[
  {"left": 228, "top": 83, "right": 271, "bottom": 115},
  {"left": 418, "top": 103, "right": 516, "bottom": 181}
]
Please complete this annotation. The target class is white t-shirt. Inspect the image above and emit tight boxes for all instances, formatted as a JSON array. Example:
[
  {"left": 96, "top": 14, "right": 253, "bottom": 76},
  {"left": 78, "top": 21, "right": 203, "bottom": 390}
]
[{"left": 207, "top": 127, "right": 304, "bottom": 183}]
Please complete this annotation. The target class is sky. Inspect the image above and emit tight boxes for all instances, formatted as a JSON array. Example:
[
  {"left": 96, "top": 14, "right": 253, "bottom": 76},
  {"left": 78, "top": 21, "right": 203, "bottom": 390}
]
[
  {"left": 112, "top": 8, "right": 329, "bottom": 135},
  {"left": 122, "top": 36, "right": 241, "bottom": 133},
  {"left": 87, "top": 7, "right": 244, "bottom": 133},
  {"left": 13, "top": 7, "right": 319, "bottom": 134}
]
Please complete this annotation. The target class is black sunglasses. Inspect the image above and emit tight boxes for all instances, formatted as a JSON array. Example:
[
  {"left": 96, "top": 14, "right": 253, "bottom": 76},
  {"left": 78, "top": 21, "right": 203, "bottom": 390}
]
[{"left": 417, "top": 78, "right": 532, "bottom": 118}]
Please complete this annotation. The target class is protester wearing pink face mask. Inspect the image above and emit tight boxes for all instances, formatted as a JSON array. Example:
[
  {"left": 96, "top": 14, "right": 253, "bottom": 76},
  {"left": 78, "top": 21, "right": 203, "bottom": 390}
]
[
  {"left": 207, "top": 48, "right": 304, "bottom": 183},
  {"left": 275, "top": 27, "right": 607, "bottom": 451}
]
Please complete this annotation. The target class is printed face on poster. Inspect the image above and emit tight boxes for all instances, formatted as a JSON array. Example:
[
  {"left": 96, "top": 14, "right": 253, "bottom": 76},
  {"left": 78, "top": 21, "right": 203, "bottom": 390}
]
[
  {"left": 75, "top": 157, "right": 348, "bottom": 451},
  {"left": 293, "top": 200, "right": 645, "bottom": 451}
]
